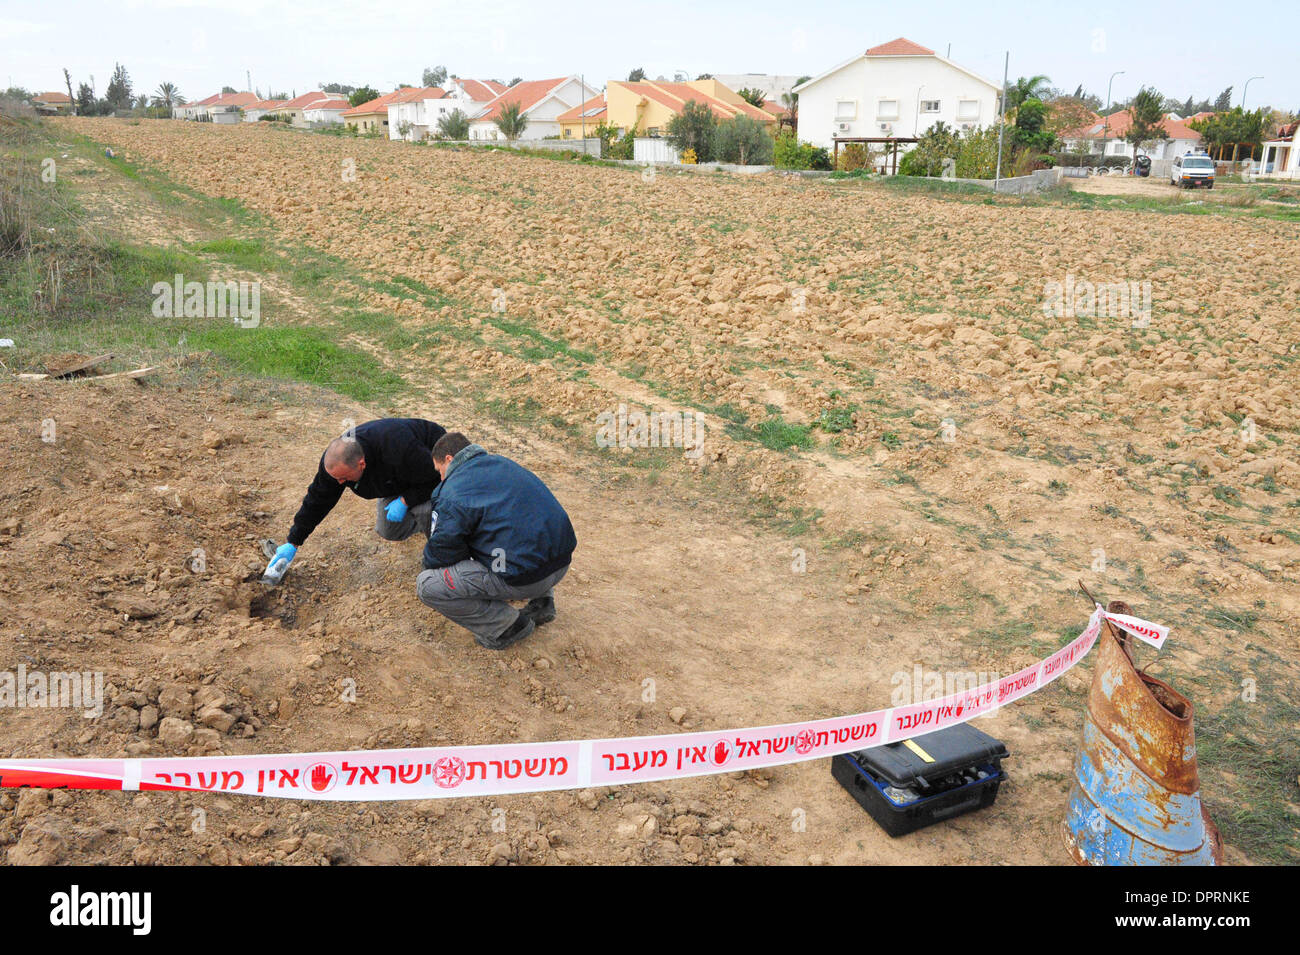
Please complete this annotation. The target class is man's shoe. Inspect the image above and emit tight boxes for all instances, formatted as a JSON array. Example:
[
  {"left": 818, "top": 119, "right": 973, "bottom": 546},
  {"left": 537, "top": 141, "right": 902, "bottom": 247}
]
[
  {"left": 478, "top": 612, "right": 535, "bottom": 650},
  {"left": 523, "top": 594, "right": 556, "bottom": 626}
]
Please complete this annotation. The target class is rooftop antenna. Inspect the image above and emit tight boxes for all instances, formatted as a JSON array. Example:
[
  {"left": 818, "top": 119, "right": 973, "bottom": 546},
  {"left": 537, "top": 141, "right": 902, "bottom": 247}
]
[{"left": 946, "top": 44, "right": 951, "bottom": 58}]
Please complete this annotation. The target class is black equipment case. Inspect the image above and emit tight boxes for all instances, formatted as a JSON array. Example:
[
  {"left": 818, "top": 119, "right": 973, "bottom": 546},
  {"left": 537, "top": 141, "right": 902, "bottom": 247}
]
[{"left": 831, "top": 724, "right": 1009, "bottom": 837}]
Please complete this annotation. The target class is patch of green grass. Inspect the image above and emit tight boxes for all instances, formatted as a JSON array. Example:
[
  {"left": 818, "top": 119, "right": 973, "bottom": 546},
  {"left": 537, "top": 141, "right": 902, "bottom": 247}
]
[
  {"left": 727, "top": 416, "right": 814, "bottom": 452},
  {"left": 192, "top": 325, "right": 405, "bottom": 403}
]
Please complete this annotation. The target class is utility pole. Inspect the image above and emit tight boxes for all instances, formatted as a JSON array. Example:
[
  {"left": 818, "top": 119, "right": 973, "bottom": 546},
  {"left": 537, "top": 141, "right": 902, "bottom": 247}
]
[{"left": 994, "top": 52, "right": 1008, "bottom": 189}]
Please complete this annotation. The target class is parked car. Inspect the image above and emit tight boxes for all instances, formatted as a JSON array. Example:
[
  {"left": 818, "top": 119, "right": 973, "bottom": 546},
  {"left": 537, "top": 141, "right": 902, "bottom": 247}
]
[{"left": 1171, "top": 153, "right": 1215, "bottom": 189}]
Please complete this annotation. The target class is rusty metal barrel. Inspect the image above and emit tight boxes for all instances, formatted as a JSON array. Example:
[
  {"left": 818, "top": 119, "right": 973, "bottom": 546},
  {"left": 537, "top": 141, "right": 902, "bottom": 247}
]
[{"left": 1062, "top": 602, "right": 1222, "bottom": 865}]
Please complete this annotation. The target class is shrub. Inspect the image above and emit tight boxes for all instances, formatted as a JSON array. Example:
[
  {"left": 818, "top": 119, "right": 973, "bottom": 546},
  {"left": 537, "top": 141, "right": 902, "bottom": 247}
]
[
  {"left": 837, "top": 143, "right": 872, "bottom": 172},
  {"left": 712, "top": 115, "right": 774, "bottom": 165},
  {"left": 773, "top": 131, "right": 831, "bottom": 170},
  {"left": 436, "top": 108, "right": 470, "bottom": 140},
  {"left": 665, "top": 100, "right": 717, "bottom": 163}
]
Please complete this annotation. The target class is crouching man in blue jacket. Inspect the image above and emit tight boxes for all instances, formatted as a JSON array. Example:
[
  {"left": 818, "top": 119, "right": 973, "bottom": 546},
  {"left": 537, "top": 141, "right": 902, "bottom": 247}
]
[{"left": 417, "top": 432, "right": 577, "bottom": 650}]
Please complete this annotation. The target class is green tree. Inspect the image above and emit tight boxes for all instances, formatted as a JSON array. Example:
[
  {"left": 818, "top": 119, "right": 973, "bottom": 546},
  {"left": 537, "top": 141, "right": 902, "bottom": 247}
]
[
  {"left": 436, "top": 108, "right": 470, "bottom": 140},
  {"left": 1012, "top": 98, "right": 1057, "bottom": 153},
  {"left": 736, "top": 87, "right": 766, "bottom": 108},
  {"left": 898, "top": 120, "right": 960, "bottom": 175},
  {"left": 221, "top": 85, "right": 237, "bottom": 94},
  {"left": 665, "top": 100, "right": 717, "bottom": 162},
  {"left": 422, "top": 66, "right": 448, "bottom": 88},
  {"left": 508, "top": 77, "right": 522, "bottom": 87},
  {"left": 493, "top": 100, "right": 529, "bottom": 140},
  {"left": 712, "top": 115, "right": 774, "bottom": 165},
  {"left": 780, "top": 76, "right": 811, "bottom": 134},
  {"left": 321, "top": 82, "right": 356, "bottom": 95},
  {"left": 349, "top": 86, "right": 379, "bottom": 107},
  {"left": 153, "top": 82, "right": 181, "bottom": 114},
  {"left": 773, "top": 130, "right": 830, "bottom": 169},
  {"left": 105, "top": 63, "right": 133, "bottom": 111},
  {"left": 1004, "top": 74, "right": 1051, "bottom": 114},
  {"left": 1189, "top": 107, "right": 1269, "bottom": 160},
  {"left": 1125, "top": 86, "right": 1169, "bottom": 157},
  {"left": 627, "top": 68, "right": 646, "bottom": 82},
  {"left": 1213, "top": 87, "right": 1233, "bottom": 112}
]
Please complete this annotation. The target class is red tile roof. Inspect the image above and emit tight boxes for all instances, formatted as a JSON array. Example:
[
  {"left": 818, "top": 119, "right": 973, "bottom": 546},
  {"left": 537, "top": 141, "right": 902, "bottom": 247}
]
[
  {"left": 33, "top": 91, "right": 71, "bottom": 103},
  {"left": 211, "top": 91, "right": 259, "bottom": 108},
  {"left": 248, "top": 99, "right": 286, "bottom": 111},
  {"left": 620, "top": 82, "right": 773, "bottom": 123},
  {"left": 304, "top": 98, "right": 349, "bottom": 112},
  {"left": 556, "top": 95, "right": 607, "bottom": 124},
  {"left": 275, "top": 91, "right": 335, "bottom": 111},
  {"left": 866, "top": 37, "right": 935, "bottom": 56},
  {"left": 475, "top": 78, "right": 570, "bottom": 123},
  {"left": 761, "top": 99, "right": 787, "bottom": 117},
  {"left": 456, "top": 79, "right": 508, "bottom": 102},
  {"left": 1065, "top": 111, "right": 1201, "bottom": 141}
]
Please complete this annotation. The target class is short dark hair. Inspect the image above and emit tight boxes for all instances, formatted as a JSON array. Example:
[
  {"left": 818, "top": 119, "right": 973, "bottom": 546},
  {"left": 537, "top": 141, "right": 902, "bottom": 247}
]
[
  {"left": 432, "top": 431, "right": 471, "bottom": 461},
  {"left": 324, "top": 436, "right": 364, "bottom": 468}
]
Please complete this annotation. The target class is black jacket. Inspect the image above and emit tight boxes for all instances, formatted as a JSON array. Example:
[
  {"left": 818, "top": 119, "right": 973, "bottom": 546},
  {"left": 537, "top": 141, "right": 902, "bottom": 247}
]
[
  {"left": 287, "top": 418, "right": 446, "bottom": 547},
  {"left": 421, "top": 445, "right": 576, "bottom": 585}
]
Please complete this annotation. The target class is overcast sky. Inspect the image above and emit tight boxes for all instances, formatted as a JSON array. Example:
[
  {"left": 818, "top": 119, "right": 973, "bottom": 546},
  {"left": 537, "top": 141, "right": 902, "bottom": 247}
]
[{"left": 3, "top": 0, "right": 1296, "bottom": 110}]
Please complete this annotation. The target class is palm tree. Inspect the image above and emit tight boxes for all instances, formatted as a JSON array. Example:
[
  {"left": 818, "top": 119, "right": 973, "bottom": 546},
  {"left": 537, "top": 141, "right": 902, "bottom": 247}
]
[
  {"left": 493, "top": 101, "right": 528, "bottom": 141},
  {"left": 436, "top": 108, "right": 470, "bottom": 140},
  {"left": 1004, "top": 75, "right": 1052, "bottom": 115},
  {"left": 780, "top": 76, "right": 810, "bottom": 134},
  {"left": 153, "top": 82, "right": 180, "bottom": 116}
]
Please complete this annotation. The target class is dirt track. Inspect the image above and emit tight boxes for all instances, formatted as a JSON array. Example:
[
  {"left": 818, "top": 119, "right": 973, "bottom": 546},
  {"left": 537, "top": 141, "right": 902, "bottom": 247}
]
[{"left": 1, "top": 118, "right": 1296, "bottom": 865}]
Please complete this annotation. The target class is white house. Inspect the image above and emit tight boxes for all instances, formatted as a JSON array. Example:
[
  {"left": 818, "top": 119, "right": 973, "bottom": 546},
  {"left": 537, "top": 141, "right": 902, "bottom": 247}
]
[
  {"left": 386, "top": 87, "right": 453, "bottom": 140},
  {"left": 1259, "top": 121, "right": 1298, "bottom": 179},
  {"left": 1060, "top": 112, "right": 1202, "bottom": 161},
  {"left": 466, "top": 76, "right": 600, "bottom": 141},
  {"left": 302, "top": 98, "right": 349, "bottom": 125},
  {"left": 243, "top": 98, "right": 286, "bottom": 122},
  {"left": 793, "top": 38, "right": 1001, "bottom": 153}
]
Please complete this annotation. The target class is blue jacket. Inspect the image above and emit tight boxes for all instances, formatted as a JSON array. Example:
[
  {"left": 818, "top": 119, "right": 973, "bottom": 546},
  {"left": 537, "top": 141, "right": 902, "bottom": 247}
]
[{"left": 421, "top": 445, "right": 576, "bottom": 585}]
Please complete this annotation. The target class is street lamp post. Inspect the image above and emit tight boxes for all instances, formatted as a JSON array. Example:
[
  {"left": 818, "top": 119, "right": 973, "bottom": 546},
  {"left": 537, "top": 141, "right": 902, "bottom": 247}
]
[
  {"left": 1242, "top": 76, "right": 1263, "bottom": 109},
  {"left": 1103, "top": 70, "right": 1125, "bottom": 156}
]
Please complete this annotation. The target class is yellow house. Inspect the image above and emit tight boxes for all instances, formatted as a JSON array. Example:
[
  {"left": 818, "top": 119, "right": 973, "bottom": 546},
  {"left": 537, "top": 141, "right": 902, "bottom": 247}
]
[
  {"left": 602, "top": 79, "right": 776, "bottom": 137},
  {"left": 557, "top": 95, "right": 608, "bottom": 139}
]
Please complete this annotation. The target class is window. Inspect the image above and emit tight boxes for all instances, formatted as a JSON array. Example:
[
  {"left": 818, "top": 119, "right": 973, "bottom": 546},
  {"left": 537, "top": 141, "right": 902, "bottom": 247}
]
[
  {"left": 563, "top": 128, "right": 571, "bottom": 138},
  {"left": 921, "top": 100, "right": 940, "bottom": 113},
  {"left": 835, "top": 99, "right": 858, "bottom": 121},
  {"left": 876, "top": 99, "right": 899, "bottom": 120},
  {"left": 956, "top": 99, "right": 980, "bottom": 121}
]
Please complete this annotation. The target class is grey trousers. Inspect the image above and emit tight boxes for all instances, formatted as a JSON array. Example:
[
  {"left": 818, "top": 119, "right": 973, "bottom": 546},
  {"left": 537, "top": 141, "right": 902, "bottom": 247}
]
[
  {"left": 417, "top": 560, "right": 568, "bottom": 646},
  {"left": 376, "top": 496, "right": 434, "bottom": 542}
]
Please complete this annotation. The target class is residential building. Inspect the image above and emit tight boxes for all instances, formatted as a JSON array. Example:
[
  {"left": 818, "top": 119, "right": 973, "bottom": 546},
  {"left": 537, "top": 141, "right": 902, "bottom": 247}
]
[
  {"left": 712, "top": 74, "right": 804, "bottom": 102},
  {"left": 467, "top": 77, "right": 600, "bottom": 141},
  {"left": 243, "top": 98, "right": 286, "bottom": 122},
  {"left": 266, "top": 92, "right": 336, "bottom": 126},
  {"left": 1259, "top": 122, "right": 1299, "bottom": 178},
  {"left": 31, "top": 91, "right": 73, "bottom": 114},
  {"left": 342, "top": 89, "right": 406, "bottom": 134},
  {"left": 793, "top": 38, "right": 1001, "bottom": 151},
  {"left": 386, "top": 87, "right": 451, "bottom": 140},
  {"left": 602, "top": 78, "right": 775, "bottom": 138},
  {"left": 1061, "top": 112, "right": 1202, "bottom": 161},
  {"left": 557, "top": 94, "right": 608, "bottom": 139},
  {"left": 302, "top": 98, "right": 349, "bottom": 125}
]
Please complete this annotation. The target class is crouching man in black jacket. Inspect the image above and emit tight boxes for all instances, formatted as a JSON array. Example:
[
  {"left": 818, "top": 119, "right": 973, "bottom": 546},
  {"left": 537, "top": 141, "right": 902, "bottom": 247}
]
[
  {"left": 417, "top": 432, "right": 577, "bottom": 650},
  {"left": 263, "top": 417, "right": 447, "bottom": 578}
]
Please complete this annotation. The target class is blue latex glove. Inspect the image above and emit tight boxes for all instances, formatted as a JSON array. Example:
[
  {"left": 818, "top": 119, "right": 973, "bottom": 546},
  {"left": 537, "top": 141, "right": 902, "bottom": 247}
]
[
  {"left": 385, "top": 498, "right": 408, "bottom": 523},
  {"left": 265, "top": 542, "right": 296, "bottom": 577}
]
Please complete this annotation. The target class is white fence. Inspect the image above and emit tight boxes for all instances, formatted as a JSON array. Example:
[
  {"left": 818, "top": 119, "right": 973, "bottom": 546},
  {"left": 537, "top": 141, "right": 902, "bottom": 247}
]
[{"left": 634, "top": 138, "right": 680, "bottom": 164}]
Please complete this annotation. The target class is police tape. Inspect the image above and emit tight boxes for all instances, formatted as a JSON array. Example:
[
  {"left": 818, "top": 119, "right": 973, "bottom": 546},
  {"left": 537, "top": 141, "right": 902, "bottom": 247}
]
[{"left": 0, "top": 605, "right": 1163, "bottom": 801}]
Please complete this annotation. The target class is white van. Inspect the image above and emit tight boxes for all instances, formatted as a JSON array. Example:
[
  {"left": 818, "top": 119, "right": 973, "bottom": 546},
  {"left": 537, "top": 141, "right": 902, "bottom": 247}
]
[{"left": 1171, "top": 154, "right": 1215, "bottom": 189}]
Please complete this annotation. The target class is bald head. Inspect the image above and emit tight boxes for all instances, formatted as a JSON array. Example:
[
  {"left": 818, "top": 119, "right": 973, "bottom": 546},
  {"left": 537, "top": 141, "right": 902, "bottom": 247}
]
[{"left": 324, "top": 436, "right": 365, "bottom": 484}]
